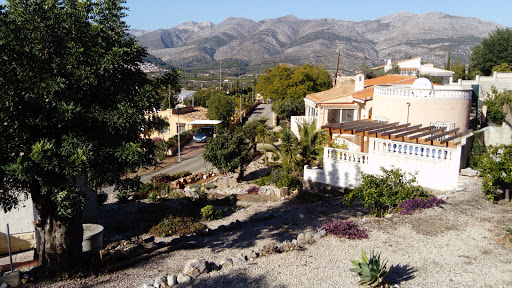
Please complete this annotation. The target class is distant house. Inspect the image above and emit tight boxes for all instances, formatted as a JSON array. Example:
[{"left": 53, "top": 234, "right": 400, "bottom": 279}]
[
  {"left": 146, "top": 106, "right": 209, "bottom": 141},
  {"left": 377, "top": 57, "right": 455, "bottom": 84}
]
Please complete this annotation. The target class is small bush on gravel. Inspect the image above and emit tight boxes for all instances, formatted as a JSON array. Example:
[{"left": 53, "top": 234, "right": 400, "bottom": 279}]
[
  {"left": 172, "top": 170, "right": 192, "bottom": 179},
  {"left": 344, "top": 167, "right": 428, "bottom": 217},
  {"left": 200, "top": 205, "right": 224, "bottom": 221},
  {"left": 398, "top": 197, "right": 445, "bottom": 215},
  {"left": 318, "top": 220, "right": 368, "bottom": 239},
  {"left": 149, "top": 215, "right": 205, "bottom": 237}
]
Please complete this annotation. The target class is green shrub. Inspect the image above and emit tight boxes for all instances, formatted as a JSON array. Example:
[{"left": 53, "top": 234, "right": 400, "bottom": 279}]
[
  {"left": 483, "top": 89, "right": 511, "bottom": 125},
  {"left": 350, "top": 249, "right": 389, "bottom": 287},
  {"left": 172, "top": 170, "right": 192, "bottom": 179},
  {"left": 200, "top": 205, "right": 214, "bottom": 220},
  {"left": 200, "top": 204, "right": 224, "bottom": 221},
  {"left": 468, "top": 135, "right": 484, "bottom": 169},
  {"left": 253, "top": 168, "right": 302, "bottom": 190},
  {"left": 133, "top": 182, "right": 156, "bottom": 200},
  {"left": 149, "top": 192, "right": 158, "bottom": 202},
  {"left": 149, "top": 215, "right": 205, "bottom": 237},
  {"left": 344, "top": 167, "right": 428, "bottom": 217},
  {"left": 115, "top": 190, "right": 131, "bottom": 203},
  {"left": 114, "top": 177, "right": 142, "bottom": 202},
  {"left": 477, "top": 144, "right": 512, "bottom": 201},
  {"left": 167, "top": 189, "right": 184, "bottom": 199}
]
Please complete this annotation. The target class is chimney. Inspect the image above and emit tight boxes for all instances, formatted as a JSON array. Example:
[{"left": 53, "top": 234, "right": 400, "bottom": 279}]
[{"left": 355, "top": 74, "right": 365, "bottom": 92}]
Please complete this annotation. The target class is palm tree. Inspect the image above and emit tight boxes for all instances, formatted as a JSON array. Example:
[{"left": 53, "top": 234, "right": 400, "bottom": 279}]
[{"left": 297, "top": 119, "right": 327, "bottom": 167}]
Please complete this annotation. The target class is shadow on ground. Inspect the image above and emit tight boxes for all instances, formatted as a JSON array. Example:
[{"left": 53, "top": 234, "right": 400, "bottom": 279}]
[
  {"left": 386, "top": 264, "right": 417, "bottom": 285},
  {"left": 183, "top": 268, "right": 284, "bottom": 288}
]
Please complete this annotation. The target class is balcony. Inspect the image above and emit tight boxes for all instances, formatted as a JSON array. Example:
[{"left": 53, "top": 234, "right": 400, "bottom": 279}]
[{"left": 374, "top": 85, "right": 472, "bottom": 99}]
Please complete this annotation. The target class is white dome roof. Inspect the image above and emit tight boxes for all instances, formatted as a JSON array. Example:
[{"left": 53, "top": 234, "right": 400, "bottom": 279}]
[{"left": 411, "top": 78, "right": 433, "bottom": 89}]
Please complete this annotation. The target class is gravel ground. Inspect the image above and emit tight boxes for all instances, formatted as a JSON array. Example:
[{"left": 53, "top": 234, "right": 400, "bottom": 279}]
[{"left": 33, "top": 175, "right": 512, "bottom": 288}]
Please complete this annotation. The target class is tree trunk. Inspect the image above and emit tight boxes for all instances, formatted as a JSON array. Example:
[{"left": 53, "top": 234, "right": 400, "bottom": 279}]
[{"left": 36, "top": 212, "right": 83, "bottom": 275}]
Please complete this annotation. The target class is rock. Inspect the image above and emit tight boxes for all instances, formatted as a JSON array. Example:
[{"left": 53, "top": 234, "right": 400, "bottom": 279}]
[
  {"left": 304, "top": 232, "right": 313, "bottom": 242},
  {"left": 220, "top": 257, "right": 233, "bottom": 268},
  {"left": 153, "top": 276, "right": 166, "bottom": 288},
  {"left": 248, "top": 250, "right": 259, "bottom": 259},
  {"left": 317, "top": 230, "right": 327, "bottom": 237},
  {"left": 0, "top": 283, "right": 9, "bottom": 288},
  {"left": 167, "top": 275, "right": 178, "bottom": 287},
  {"left": 177, "top": 273, "right": 192, "bottom": 284},
  {"left": 141, "top": 279, "right": 154, "bottom": 288},
  {"left": 314, "top": 232, "right": 323, "bottom": 240},
  {"left": 183, "top": 186, "right": 199, "bottom": 198},
  {"left": 385, "top": 213, "right": 394, "bottom": 218},
  {"left": 143, "top": 236, "right": 155, "bottom": 243},
  {"left": 292, "top": 239, "right": 298, "bottom": 245},
  {"left": 460, "top": 168, "right": 478, "bottom": 177},
  {"left": 297, "top": 233, "right": 305, "bottom": 243},
  {"left": 183, "top": 259, "right": 207, "bottom": 277}
]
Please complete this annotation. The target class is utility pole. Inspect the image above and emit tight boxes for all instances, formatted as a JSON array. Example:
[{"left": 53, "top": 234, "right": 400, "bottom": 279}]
[
  {"left": 334, "top": 49, "right": 341, "bottom": 86},
  {"left": 177, "top": 107, "right": 181, "bottom": 162}
]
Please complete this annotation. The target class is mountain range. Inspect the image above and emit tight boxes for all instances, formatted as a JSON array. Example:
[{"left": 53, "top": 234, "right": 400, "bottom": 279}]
[{"left": 129, "top": 12, "right": 503, "bottom": 74}]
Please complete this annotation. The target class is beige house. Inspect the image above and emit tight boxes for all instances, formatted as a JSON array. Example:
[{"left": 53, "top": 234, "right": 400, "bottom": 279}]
[
  {"left": 147, "top": 106, "right": 209, "bottom": 140},
  {"left": 293, "top": 74, "right": 418, "bottom": 135}
]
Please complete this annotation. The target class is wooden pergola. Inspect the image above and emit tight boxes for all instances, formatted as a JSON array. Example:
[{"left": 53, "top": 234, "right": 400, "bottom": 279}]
[{"left": 322, "top": 119, "right": 472, "bottom": 152}]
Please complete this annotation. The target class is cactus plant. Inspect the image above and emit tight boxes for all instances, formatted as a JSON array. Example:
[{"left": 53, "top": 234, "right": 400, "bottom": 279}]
[{"left": 350, "top": 249, "right": 389, "bottom": 287}]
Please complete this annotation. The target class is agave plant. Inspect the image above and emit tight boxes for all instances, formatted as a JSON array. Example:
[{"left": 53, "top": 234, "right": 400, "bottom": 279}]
[{"left": 350, "top": 249, "right": 389, "bottom": 287}]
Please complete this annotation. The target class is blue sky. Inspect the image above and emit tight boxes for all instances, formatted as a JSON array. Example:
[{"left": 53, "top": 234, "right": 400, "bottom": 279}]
[
  {"left": 123, "top": 0, "right": 512, "bottom": 31},
  {"left": 0, "top": 0, "right": 510, "bottom": 30}
]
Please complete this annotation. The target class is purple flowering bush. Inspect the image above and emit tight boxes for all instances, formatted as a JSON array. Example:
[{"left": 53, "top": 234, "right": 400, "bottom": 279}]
[
  {"left": 246, "top": 185, "right": 259, "bottom": 194},
  {"left": 398, "top": 197, "right": 446, "bottom": 215},
  {"left": 318, "top": 220, "right": 368, "bottom": 239}
]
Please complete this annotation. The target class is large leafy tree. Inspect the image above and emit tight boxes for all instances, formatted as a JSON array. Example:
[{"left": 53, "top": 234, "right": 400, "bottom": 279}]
[
  {"left": 203, "top": 128, "right": 250, "bottom": 186},
  {"left": 471, "top": 28, "right": 512, "bottom": 76},
  {"left": 206, "top": 94, "right": 235, "bottom": 128},
  {"left": 0, "top": 0, "right": 160, "bottom": 274},
  {"left": 256, "top": 64, "right": 331, "bottom": 119}
]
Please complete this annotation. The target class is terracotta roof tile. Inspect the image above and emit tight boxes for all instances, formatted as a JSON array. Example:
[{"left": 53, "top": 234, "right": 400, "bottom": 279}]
[
  {"left": 306, "top": 83, "right": 355, "bottom": 103},
  {"left": 363, "top": 75, "right": 416, "bottom": 86}
]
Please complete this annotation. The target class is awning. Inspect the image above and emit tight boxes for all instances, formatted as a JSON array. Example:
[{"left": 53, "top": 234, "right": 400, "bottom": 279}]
[{"left": 189, "top": 120, "right": 222, "bottom": 126}]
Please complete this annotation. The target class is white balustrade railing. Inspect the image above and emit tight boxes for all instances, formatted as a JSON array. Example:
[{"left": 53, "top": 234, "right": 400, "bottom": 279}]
[
  {"left": 496, "top": 72, "right": 512, "bottom": 79},
  {"left": 292, "top": 116, "right": 315, "bottom": 125},
  {"left": 325, "top": 147, "right": 369, "bottom": 164},
  {"left": 374, "top": 86, "right": 472, "bottom": 99},
  {"left": 372, "top": 139, "right": 455, "bottom": 161}
]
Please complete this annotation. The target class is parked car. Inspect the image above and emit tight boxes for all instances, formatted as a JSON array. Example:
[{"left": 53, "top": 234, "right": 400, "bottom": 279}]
[{"left": 192, "top": 127, "right": 215, "bottom": 143}]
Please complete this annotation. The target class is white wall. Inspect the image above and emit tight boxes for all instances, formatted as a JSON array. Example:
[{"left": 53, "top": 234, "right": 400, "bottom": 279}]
[
  {"left": 305, "top": 138, "right": 463, "bottom": 191},
  {"left": 0, "top": 196, "right": 37, "bottom": 235}
]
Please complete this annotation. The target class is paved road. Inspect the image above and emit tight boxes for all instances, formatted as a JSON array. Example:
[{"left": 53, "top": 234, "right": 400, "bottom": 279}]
[
  {"left": 247, "top": 104, "right": 274, "bottom": 127},
  {"left": 104, "top": 143, "right": 211, "bottom": 194}
]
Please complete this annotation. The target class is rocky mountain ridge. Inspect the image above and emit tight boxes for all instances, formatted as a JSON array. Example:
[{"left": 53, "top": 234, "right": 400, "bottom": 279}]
[{"left": 129, "top": 12, "right": 503, "bottom": 74}]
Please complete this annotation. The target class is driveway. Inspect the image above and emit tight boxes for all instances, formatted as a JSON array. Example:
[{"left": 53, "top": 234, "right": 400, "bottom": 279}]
[{"left": 247, "top": 104, "right": 274, "bottom": 127}]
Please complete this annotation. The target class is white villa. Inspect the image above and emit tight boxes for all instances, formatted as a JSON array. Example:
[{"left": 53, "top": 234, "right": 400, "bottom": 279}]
[{"left": 300, "top": 76, "right": 474, "bottom": 191}]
